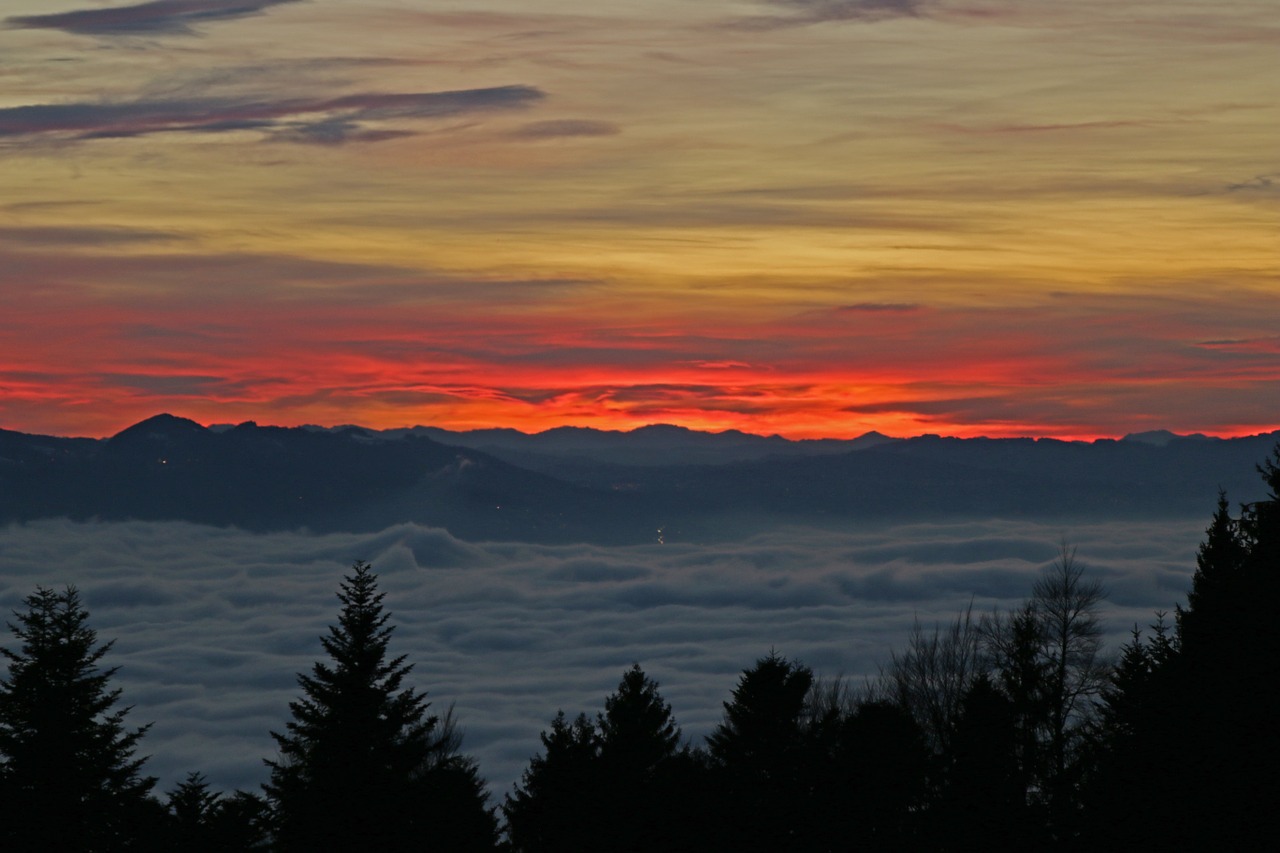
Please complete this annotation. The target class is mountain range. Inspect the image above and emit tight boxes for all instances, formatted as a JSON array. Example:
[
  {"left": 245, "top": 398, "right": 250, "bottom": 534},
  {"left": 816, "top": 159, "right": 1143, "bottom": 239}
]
[{"left": 2, "top": 414, "right": 1276, "bottom": 544}]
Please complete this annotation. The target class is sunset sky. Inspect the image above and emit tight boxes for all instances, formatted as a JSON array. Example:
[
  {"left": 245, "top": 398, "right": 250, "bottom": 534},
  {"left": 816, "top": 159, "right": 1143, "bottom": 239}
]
[{"left": 2, "top": 0, "right": 1276, "bottom": 440}]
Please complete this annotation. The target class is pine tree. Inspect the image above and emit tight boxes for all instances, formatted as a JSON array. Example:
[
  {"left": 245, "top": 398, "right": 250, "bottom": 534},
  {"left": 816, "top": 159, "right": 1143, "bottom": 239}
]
[
  {"left": 0, "top": 585, "right": 157, "bottom": 852},
  {"left": 264, "top": 561, "right": 497, "bottom": 852}
]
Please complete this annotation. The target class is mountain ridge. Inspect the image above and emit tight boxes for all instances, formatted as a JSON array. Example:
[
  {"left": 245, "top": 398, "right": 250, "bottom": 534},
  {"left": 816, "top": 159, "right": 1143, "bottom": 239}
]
[{"left": 3, "top": 415, "right": 1277, "bottom": 544}]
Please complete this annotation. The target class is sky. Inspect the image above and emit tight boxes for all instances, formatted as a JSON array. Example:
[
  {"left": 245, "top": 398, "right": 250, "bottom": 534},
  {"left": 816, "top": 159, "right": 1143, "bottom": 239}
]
[
  {"left": 0, "top": 516, "right": 1204, "bottom": 798},
  {"left": 1, "top": 0, "right": 1277, "bottom": 440}
]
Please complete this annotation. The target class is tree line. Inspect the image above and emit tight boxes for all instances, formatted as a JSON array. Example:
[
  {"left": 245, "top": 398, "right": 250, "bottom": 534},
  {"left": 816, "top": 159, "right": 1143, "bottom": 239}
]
[{"left": 2, "top": 450, "right": 1278, "bottom": 850}]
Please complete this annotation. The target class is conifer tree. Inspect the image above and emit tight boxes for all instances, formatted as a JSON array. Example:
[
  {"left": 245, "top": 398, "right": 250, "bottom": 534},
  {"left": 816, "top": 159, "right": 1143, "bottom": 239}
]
[
  {"left": 264, "top": 561, "right": 497, "bottom": 852},
  {"left": 597, "top": 663, "right": 682, "bottom": 775},
  {"left": 1083, "top": 450, "right": 1280, "bottom": 848},
  {"left": 505, "top": 665, "right": 696, "bottom": 853},
  {"left": 0, "top": 585, "right": 157, "bottom": 852},
  {"left": 168, "top": 772, "right": 222, "bottom": 845},
  {"left": 1177, "top": 490, "right": 1249, "bottom": 647},
  {"left": 706, "top": 651, "right": 815, "bottom": 852},
  {"left": 504, "top": 711, "right": 603, "bottom": 853}
]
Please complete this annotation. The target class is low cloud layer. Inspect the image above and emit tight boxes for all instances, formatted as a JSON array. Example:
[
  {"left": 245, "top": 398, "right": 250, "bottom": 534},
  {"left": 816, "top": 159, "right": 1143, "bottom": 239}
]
[{"left": 0, "top": 517, "right": 1204, "bottom": 799}]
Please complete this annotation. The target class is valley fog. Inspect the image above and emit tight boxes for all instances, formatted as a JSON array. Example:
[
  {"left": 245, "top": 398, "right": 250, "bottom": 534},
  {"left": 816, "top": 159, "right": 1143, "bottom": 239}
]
[{"left": 0, "top": 517, "right": 1203, "bottom": 798}]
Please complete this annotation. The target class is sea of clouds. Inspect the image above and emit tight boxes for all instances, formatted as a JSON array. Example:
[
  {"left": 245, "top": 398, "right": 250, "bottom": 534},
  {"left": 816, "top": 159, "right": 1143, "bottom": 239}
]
[{"left": 0, "top": 517, "right": 1206, "bottom": 801}]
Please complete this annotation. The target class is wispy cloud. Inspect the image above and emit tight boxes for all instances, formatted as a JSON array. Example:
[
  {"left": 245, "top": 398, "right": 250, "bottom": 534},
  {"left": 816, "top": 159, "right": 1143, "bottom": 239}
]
[
  {"left": 1197, "top": 336, "right": 1280, "bottom": 354},
  {"left": 834, "top": 302, "right": 923, "bottom": 314},
  {"left": 509, "top": 119, "right": 620, "bottom": 140},
  {"left": 5, "top": 0, "right": 304, "bottom": 37},
  {"left": 0, "top": 87, "right": 545, "bottom": 145},
  {"left": 727, "top": 0, "right": 930, "bottom": 30},
  {"left": 0, "top": 225, "right": 180, "bottom": 246},
  {"left": 1226, "top": 174, "right": 1278, "bottom": 193}
]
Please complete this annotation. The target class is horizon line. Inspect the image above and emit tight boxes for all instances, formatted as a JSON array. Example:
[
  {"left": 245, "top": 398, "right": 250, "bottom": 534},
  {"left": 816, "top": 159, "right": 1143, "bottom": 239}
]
[{"left": 10, "top": 412, "right": 1280, "bottom": 445}]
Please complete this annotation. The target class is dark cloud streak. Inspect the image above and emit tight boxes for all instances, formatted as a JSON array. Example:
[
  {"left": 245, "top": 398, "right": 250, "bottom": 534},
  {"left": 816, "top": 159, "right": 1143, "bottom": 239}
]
[
  {"left": 509, "top": 119, "right": 620, "bottom": 139},
  {"left": 835, "top": 302, "right": 922, "bottom": 314},
  {"left": 728, "top": 0, "right": 929, "bottom": 31},
  {"left": 5, "top": 0, "right": 305, "bottom": 37},
  {"left": 0, "top": 87, "right": 545, "bottom": 145},
  {"left": 0, "top": 225, "right": 180, "bottom": 246}
]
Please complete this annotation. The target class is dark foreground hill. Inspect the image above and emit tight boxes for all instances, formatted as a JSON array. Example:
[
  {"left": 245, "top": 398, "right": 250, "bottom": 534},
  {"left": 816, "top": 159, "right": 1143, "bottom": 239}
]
[{"left": 1, "top": 414, "right": 1276, "bottom": 543}]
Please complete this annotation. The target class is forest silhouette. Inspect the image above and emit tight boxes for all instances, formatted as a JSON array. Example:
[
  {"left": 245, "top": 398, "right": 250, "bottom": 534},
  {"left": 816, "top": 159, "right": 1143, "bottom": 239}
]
[{"left": 2, "top": 450, "right": 1278, "bottom": 850}]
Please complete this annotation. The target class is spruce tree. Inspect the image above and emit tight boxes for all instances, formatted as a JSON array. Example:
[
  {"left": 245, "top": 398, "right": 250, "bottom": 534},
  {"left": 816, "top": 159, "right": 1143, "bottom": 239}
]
[
  {"left": 264, "top": 561, "right": 497, "bottom": 852},
  {"left": 0, "top": 585, "right": 157, "bottom": 852}
]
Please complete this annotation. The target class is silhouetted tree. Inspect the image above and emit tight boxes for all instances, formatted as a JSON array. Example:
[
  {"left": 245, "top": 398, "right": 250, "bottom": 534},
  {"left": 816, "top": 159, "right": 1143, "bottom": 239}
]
[
  {"left": 1177, "top": 490, "right": 1249, "bottom": 646},
  {"left": 883, "top": 604, "right": 984, "bottom": 756},
  {"left": 706, "top": 651, "right": 815, "bottom": 851},
  {"left": 1091, "top": 615, "right": 1175, "bottom": 750},
  {"left": 1167, "top": 451, "right": 1280, "bottom": 847},
  {"left": 163, "top": 773, "right": 270, "bottom": 851},
  {"left": 983, "top": 600, "right": 1049, "bottom": 810},
  {"left": 981, "top": 545, "right": 1106, "bottom": 836},
  {"left": 597, "top": 664, "right": 692, "bottom": 851},
  {"left": 598, "top": 663, "right": 682, "bottom": 775},
  {"left": 1082, "top": 450, "right": 1280, "bottom": 848},
  {"left": 1031, "top": 543, "right": 1106, "bottom": 830},
  {"left": 504, "top": 711, "right": 604, "bottom": 853},
  {"left": 264, "top": 561, "right": 497, "bottom": 852},
  {"left": 209, "top": 790, "right": 272, "bottom": 850},
  {"left": 168, "top": 772, "right": 222, "bottom": 849},
  {"left": 1079, "top": 616, "right": 1178, "bottom": 846},
  {"left": 935, "top": 673, "right": 1037, "bottom": 849},
  {"left": 838, "top": 699, "right": 930, "bottom": 849},
  {"left": 505, "top": 665, "right": 700, "bottom": 853},
  {"left": 0, "top": 585, "right": 158, "bottom": 852}
]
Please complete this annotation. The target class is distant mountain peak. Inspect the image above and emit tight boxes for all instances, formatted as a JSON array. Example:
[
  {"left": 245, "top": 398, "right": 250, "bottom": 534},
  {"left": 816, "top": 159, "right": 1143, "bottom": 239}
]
[
  {"left": 850, "top": 430, "right": 898, "bottom": 447},
  {"left": 1121, "top": 429, "right": 1218, "bottom": 446},
  {"left": 109, "top": 413, "right": 207, "bottom": 442},
  {"left": 631, "top": 424, "right": 693, "bottom": 435}
]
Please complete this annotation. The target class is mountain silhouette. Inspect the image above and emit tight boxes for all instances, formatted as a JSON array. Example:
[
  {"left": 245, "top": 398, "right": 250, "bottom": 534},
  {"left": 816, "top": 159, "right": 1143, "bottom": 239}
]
[{"left": 2, "top": 417, "right": 1276, "bottom": 543}]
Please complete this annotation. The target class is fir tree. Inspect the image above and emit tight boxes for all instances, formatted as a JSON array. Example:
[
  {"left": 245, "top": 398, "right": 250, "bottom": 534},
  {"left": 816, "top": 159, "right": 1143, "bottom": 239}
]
[
  {"left": 0, "top": 585, "right": 157, "bottom": 852},
  {"left": 264, "top": 561, "right": 497, "bottom": 852}
]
